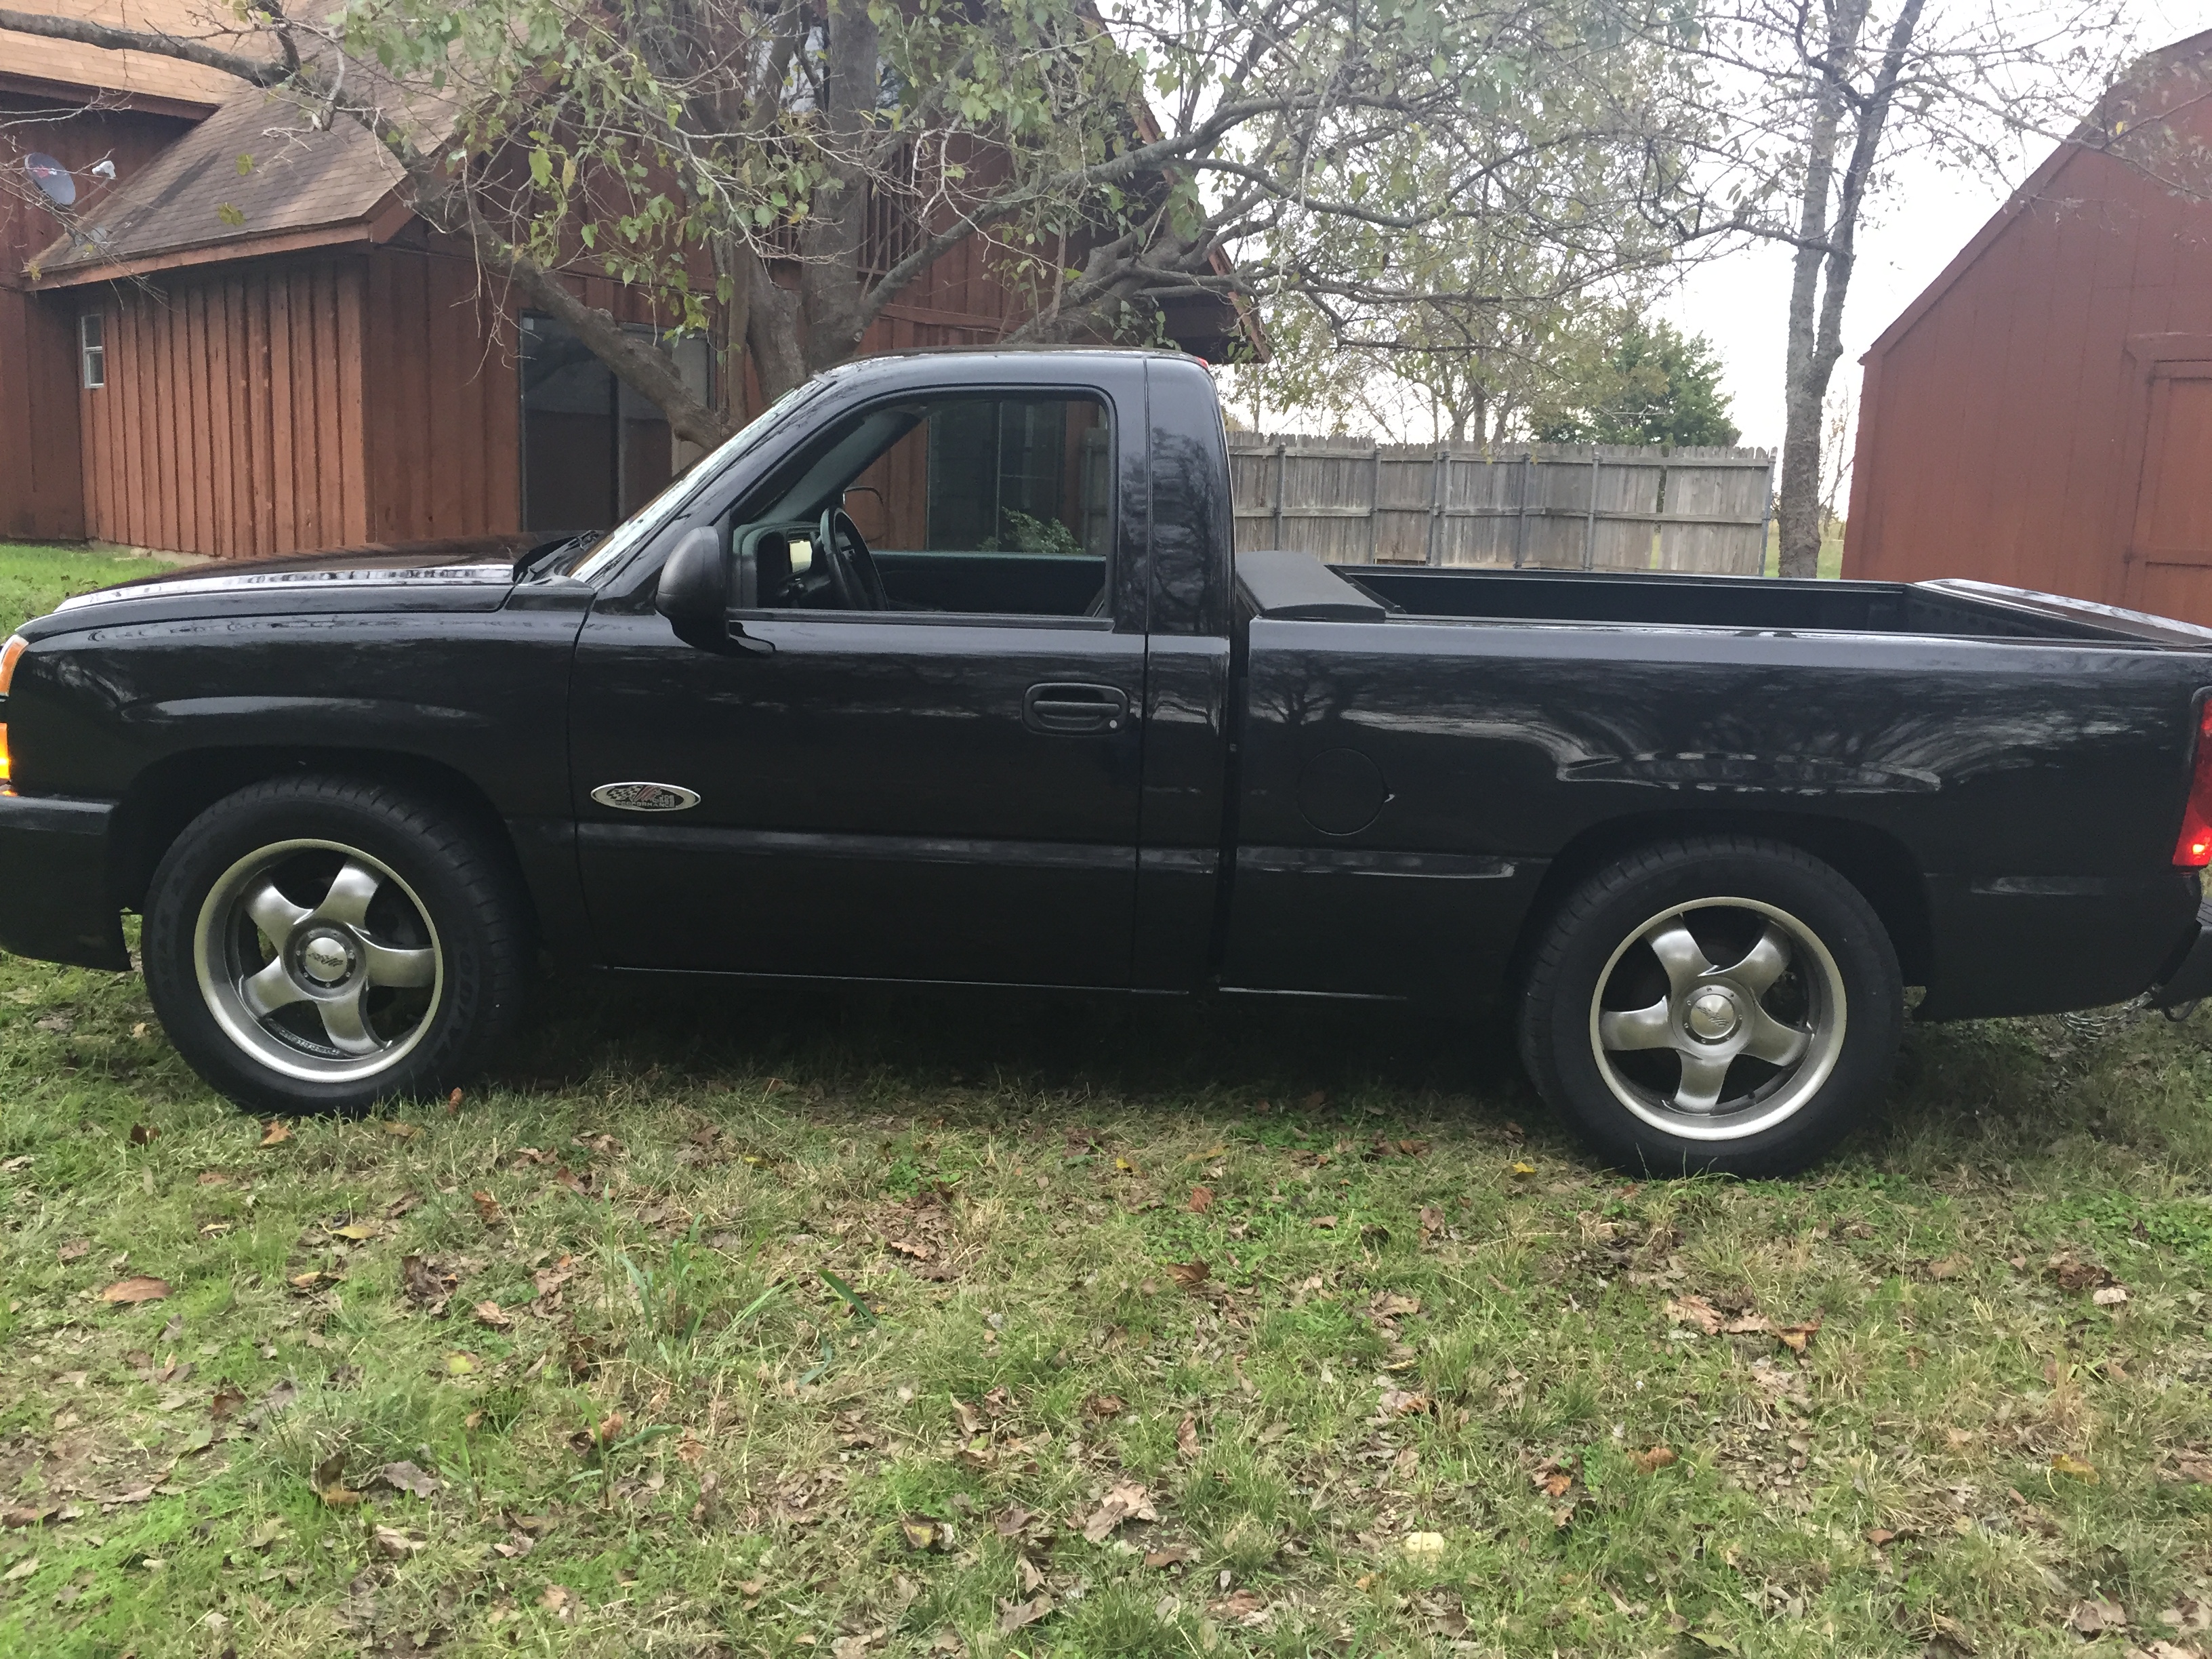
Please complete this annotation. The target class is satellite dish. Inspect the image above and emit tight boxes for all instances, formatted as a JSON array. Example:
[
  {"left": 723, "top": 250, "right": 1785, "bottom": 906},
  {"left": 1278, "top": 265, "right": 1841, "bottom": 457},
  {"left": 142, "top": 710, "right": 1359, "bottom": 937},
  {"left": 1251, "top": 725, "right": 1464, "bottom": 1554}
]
[{"left": 24, "top": 154, "right": 75, "bottom": 209}]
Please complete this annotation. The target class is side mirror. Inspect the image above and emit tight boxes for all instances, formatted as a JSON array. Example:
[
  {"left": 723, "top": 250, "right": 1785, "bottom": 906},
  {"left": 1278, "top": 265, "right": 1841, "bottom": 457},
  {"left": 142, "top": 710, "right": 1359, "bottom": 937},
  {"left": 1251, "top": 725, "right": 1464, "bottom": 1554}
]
[{"left": 655, "top": 526, "right": 728, "bottom": 649}]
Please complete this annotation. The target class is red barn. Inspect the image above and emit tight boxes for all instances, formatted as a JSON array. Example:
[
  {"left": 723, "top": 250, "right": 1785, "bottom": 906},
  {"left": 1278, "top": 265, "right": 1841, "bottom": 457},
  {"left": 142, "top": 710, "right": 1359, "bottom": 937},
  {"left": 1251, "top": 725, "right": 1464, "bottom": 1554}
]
[{"left": 1843, "top": 31, "right": 2212, "bottom": 626}]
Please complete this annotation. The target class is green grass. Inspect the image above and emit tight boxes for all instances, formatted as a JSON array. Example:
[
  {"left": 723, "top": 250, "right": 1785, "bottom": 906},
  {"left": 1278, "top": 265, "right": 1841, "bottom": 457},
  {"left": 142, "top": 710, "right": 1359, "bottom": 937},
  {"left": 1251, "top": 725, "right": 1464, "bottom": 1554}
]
[
  {"left": 0, "top": 543, "right": 181, "bottom": 630},
  {"left": 4, "top": 551, "right": 2212, "bottom": 1658}
]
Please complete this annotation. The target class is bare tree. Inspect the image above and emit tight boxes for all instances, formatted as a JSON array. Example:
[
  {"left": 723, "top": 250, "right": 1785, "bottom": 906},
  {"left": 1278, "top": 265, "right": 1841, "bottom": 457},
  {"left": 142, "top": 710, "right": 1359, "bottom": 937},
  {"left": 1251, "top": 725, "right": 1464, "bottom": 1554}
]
[{"left": 1601, "top": 0, "right": 2144, "bottom": 577}]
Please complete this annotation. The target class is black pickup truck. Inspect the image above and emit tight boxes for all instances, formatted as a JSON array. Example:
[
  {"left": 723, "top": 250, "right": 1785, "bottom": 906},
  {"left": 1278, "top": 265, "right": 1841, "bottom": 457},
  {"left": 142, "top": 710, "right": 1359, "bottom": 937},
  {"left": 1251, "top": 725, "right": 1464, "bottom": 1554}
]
[{"left": 5, "top": 347, "right": 2211, "bottom": 1174}]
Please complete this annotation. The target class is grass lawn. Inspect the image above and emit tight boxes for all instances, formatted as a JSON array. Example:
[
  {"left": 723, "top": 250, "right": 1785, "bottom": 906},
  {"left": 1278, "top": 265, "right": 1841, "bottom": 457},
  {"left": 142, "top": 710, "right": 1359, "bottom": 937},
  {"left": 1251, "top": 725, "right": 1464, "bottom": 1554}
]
[
  {"left": 4, "top": 550, "right": 2212, "bottom": 1659},
  {"left": 0, "top": 543, "right": 181, "bottom": 628}
]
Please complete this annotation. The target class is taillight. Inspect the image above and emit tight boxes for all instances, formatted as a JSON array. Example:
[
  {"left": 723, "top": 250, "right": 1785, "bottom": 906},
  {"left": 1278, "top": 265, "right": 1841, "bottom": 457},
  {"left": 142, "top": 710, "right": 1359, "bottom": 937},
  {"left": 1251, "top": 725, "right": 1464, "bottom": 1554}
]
[{"left": 2177, "top": 699, "right": 2212, "bottom": 867}]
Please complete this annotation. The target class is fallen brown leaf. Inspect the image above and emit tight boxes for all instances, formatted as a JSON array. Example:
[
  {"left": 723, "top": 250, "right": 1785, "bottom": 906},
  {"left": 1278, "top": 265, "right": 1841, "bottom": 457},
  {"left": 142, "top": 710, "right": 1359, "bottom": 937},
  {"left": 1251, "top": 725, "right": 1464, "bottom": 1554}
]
[
  {"left": 1927, "top": 1255, "right": 1969, "bottom": 1281},
  {"left": 99, "top": 1275, "right": 170, "bottom": 1305},
  {"left": 1187, "top": 1185, "right": 1214, "bottom": 1214},
  {"left": 1311, "top": 1214, "right": 1338, "bottom": 1230},
  {"left": 998, "top": 1595, "right": 1052, "bottom": 1633},
  {"left": 1665, "top": 1294, "right": 1723, "bottom": 1335},
  {"left": 1773, "top": 1314, "right": 1822, "bottom": 1354},
  {"left": 383, "top": 1121, "right": 422, "bottom": 1140},
  {"left": 539, "top": 1584, "right": 579, "bottom": 1620},
  {"left": 1081, "top": 1480, "right": 1158, "bottom": 1543},
  {"left": 1629, "top": 1446, "right": 1677, "bottom": 1475},
  {"left": 372, "top": 1524, "right": 424, "bottom": 1559},
  {"left": 1165, "top": 1259, "right": 1210, "bottom": 1290},
  {"left": 376, "top": 1460, "right": 438, "bottom": 1498},
  {"left": 1145, "top": 1542, "right": 1199, "bottom": 1568},
  {"left": 208, "top": 1384, "right": 246, "bottom": 1422},
  {"left": 901, "top": 1518, "right": 940, "bottom": 1551},
  {"left": 1176, "top": 1414, "right": 1201, "bottom": 1460},
  {"left": 2051, "top": 1453, "right": 2100, "bottom": 1482},
  {"left": 56, "top": 1239, "right": 91, "bottom": 1263},
  {"left": 258, "top": 1121, "right": 291, "bottom": 1147},
  {"left": 471, "top": 1191, "right": 505, "bottom": 1228},
  {"left": 473, "top": 1300, "right": 513, "bottom": 1331},
  {"left": 128, "top": 1124, "right": 159, "bottom": 1146},
  {"left": 1086, "top": 1394, "right": 1126, "bottom": 1419},
  {"left": 2070, "top": 1598, "right": 2126, "bottom": 1636}
]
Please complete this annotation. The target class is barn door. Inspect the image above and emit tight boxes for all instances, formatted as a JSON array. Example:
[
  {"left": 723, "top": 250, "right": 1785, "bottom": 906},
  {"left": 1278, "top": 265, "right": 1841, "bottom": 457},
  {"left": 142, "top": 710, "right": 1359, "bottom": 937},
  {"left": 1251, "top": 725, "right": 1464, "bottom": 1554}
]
[{"left": 2123, "top": 361, "right": 2212, "bottom": 625}]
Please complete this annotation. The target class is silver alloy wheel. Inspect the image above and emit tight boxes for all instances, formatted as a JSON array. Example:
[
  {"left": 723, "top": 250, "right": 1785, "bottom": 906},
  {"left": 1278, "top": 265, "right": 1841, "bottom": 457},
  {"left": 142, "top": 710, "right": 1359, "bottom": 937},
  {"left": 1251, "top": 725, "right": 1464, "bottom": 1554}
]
[
  {"left": 1586, "top": 897, "right": 1846, "bottom": 1142},
  {"left": 192, "top": 838, "right": 443, "bottom": 1083}
]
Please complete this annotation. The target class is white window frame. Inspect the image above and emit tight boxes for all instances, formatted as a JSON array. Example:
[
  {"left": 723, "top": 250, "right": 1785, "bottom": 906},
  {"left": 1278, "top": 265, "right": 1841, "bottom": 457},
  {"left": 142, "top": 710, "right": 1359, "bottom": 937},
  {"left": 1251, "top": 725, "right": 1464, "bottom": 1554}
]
[{"left": 79, "top": 313, "right": 104, "bottom": 390}]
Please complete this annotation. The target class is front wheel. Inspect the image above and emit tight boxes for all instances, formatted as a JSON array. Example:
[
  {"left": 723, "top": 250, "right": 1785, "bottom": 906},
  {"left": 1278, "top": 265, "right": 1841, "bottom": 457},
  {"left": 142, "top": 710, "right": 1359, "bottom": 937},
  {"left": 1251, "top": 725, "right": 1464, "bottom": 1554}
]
[
  {"left": 143, "top": 775, "right": 529, "bottom": 1114},
  {"left": 1517, "top": 836, "right": 1903, "bottom": 1176}
]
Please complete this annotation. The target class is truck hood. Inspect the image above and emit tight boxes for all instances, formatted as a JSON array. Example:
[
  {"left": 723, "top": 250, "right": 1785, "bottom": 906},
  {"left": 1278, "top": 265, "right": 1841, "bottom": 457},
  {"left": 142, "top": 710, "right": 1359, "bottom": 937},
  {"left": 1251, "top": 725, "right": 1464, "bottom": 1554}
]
[{"left": 34, "top": 534, "right": 567, "bottom": 632}]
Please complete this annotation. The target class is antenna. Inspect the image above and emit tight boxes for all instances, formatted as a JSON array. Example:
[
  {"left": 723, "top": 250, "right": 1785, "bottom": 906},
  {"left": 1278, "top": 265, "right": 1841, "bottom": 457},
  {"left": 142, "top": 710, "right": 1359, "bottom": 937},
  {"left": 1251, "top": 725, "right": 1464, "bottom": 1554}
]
[{"left": 24, "top": 154, "right": 75, "bottom": 209}]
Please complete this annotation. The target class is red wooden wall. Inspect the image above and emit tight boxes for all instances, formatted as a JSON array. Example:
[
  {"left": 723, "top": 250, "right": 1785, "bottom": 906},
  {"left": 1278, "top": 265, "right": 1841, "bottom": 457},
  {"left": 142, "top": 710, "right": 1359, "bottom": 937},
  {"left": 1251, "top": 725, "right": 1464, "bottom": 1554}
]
[
  {"left": 1843, "top": 57, "right": 2212, "bottom": 621},
  {"left": 77, "top": 258, "right": 370, "bottom": 556},
  {"left": 0, "top": 95, "right": 194, "bottom": 541}
]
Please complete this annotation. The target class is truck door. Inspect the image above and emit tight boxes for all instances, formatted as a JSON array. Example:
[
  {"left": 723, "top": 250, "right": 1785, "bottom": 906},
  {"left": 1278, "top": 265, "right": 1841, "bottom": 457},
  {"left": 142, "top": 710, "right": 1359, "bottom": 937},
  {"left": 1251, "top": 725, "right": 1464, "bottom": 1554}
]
[{"left": 566, "top": 381, "right": 1148, "bottom": 986}]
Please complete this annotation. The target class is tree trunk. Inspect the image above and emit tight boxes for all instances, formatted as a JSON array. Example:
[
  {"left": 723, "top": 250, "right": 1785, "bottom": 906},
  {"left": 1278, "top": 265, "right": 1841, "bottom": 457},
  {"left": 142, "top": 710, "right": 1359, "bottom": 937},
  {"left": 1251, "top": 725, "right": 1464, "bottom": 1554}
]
[
  {"left": 796, "top": 0, "right": 880, "bottom": 375},
  {"left": 1776, "top": 0, "right": 1870, "bottom": 579}
]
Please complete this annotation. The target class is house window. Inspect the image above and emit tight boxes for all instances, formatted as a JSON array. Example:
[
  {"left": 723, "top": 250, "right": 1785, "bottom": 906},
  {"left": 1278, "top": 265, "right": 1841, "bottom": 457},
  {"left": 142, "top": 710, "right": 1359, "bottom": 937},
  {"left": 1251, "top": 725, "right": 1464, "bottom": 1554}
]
[
  {"left": 518, "top": 316, "right": 711, "bottom": 533},
  {"left": 79, "top": 314, "right": 104, "bottom": 389}
]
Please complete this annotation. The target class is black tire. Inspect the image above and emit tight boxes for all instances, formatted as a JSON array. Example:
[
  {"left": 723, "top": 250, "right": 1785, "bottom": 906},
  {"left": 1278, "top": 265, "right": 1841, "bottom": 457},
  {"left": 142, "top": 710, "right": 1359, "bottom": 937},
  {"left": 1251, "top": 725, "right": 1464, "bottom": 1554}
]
[
  {"left": 1516, "top": 835, "right": 1902, "bottom": 1177},
  {"left": 142, "top": 774, "right": 529, "bottom": 1115}
]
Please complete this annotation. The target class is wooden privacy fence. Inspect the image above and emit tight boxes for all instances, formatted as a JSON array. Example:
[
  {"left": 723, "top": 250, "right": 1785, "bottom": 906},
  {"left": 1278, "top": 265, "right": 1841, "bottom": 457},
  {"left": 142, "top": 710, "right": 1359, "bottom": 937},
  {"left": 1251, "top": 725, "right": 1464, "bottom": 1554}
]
[{"left": 1227, "top": 433, "right": 1776, "bottom": 574}]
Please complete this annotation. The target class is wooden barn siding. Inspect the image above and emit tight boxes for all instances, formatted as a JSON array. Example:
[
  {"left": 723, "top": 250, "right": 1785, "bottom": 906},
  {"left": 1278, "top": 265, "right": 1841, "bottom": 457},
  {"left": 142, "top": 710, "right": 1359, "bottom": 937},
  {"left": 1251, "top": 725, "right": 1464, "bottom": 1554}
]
[
  {"left": 361, "top": 245, "right": 521, "bottom": 542},
  {"left": 1843, "top": 120, "right": 2212, "bottom": 605},
  {"left": 1, "top": 98, "right": 193, "bottom": 543},
  {"left": 78, "top": 258, "right": 369, "bottom": 556}
]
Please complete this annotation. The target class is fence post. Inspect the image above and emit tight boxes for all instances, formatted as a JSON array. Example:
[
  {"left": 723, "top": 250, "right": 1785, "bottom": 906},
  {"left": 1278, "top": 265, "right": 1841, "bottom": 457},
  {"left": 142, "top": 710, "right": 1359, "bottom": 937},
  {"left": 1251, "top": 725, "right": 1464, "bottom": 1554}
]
[
  {"left": 1271, "top": 443, "right": 1286, "bottom": 549},
  {"left": 1370, "top": 444, "right": 1384, "bottom": 562},
  {"left": 1513, "top": 451, "right": 1532, "bottom": 568},
  {"left": 1429, "top": 447, "right": 1447, "bottom": 566},
  {"left": 1584, "top": 446, "right": 1600, "bottom": 571},
  {"left": 1759, "top": 455, "right": 1776, "bottom": 576}
]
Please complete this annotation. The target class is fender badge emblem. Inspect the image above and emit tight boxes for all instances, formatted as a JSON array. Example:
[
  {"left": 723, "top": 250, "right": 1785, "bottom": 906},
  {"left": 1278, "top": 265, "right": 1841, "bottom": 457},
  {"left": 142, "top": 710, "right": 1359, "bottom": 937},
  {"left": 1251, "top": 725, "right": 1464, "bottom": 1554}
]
[{"left": 590, "top": 782, "right": 701, "bottom": 813}]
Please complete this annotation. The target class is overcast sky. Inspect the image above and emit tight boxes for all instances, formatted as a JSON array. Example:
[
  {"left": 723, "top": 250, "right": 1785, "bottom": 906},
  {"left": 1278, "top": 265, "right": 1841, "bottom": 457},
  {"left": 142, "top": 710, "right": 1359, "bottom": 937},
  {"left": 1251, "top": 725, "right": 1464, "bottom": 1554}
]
[{"left": 1668, "top": 0, "right": 2207, "bottom": 462}]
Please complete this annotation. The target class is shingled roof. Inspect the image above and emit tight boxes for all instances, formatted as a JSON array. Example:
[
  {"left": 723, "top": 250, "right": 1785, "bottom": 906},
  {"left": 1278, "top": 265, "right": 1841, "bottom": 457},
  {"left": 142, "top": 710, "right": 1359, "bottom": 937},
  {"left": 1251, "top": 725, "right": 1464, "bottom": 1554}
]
[
  {"left": 0, "top": 0, "right": 258, "bottom": 110},
  {"left": 29, "top": 86, "right": 407, "bottom": 281}
]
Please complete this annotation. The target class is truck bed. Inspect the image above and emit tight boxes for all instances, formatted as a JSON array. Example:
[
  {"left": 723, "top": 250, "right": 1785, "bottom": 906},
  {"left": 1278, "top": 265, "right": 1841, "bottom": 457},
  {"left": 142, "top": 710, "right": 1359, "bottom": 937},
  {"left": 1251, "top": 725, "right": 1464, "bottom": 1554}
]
[
  {"left": 1321, "top": 563, "right": 2212, "bottom": 648},
  {"left": 1227, "top": 550, "right": 2212, "bottom": 1022}
]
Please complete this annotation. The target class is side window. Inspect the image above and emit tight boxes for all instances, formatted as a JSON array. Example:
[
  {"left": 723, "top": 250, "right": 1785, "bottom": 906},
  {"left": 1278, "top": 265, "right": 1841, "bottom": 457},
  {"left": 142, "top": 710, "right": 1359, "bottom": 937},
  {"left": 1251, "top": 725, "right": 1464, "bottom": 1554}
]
[{"left": 750, "top": 393, "right": 1112, "bottom": 619}]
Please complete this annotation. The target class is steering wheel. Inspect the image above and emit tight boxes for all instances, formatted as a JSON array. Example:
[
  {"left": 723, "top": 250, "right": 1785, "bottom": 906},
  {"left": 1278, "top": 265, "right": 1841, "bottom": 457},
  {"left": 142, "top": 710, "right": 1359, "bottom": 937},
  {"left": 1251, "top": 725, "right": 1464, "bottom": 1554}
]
[{"left": 817, "top": 507, "right": 889, "bottom": 611}]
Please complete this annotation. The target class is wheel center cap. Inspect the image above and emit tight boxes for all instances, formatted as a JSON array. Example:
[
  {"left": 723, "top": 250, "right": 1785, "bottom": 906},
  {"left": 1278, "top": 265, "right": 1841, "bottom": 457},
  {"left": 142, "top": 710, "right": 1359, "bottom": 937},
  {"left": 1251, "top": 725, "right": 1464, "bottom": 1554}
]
[
  {"left": 299, "top": 933, "right": 354, "bottom": 985},
  {"left": 1686, "top": 988, "right": 1740, "bottom": 1042}
]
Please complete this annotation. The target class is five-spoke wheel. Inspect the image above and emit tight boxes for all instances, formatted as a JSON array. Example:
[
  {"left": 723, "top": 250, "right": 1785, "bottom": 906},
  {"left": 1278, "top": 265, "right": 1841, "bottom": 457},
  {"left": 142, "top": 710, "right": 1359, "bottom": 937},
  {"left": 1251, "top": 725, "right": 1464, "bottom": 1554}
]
[
  {"left": 1589, "top": 899, "right": 1844, "bottom": 1139},
  {"left": 144, "top": 775, "right": 528, "bottom": 1114},
  {"left": 194, "top": 840, "right": 443, "bottom": 1080},
  {"left": 1518, "top": 836, "right": 1902, "bottom": 1176}
]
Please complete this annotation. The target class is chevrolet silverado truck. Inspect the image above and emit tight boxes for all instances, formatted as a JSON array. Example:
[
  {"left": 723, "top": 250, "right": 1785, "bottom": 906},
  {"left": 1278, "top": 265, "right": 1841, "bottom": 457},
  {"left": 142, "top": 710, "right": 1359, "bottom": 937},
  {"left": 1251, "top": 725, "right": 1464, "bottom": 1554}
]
[{"left": 5, "top": 347, "right": 2212, "bottom": 1174}]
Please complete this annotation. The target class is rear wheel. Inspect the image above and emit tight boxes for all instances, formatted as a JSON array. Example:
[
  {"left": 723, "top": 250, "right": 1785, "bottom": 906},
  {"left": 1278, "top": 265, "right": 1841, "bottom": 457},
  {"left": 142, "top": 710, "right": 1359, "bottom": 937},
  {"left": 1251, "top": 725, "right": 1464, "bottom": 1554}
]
[
  {"left": 1517, "top": 836, "right": 1902, "bottom": 1176},
  {"left": 144, "top": 775, "right": 528, "bottom": 1114}
]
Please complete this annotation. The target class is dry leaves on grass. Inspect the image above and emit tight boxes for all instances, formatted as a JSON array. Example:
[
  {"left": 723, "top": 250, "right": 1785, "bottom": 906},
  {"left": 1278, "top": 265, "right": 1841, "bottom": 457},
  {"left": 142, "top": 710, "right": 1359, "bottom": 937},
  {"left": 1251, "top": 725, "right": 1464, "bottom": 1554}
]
[
  {"left": 1187, "top": 1185, "right": 1214, "bottom": 1213},
  {"left": 1080, "top": 1481, "right": 1158, "bottom": 1543},
  {"left": 258, "top": 1121, "right": 291, "bottom": 1147},
  {"left": 998, "top": 1595, "right": 1052, "bottom": 1633},
  {"left": 99, "top": 1276, "right": 169, "bottom": 1305},
  {"left": 2052, "top": 1454, "right": 2100, "bottom": 1482},
  {"left": 473, "top": 1300, "right": 514, "bottom": 1332},
  {"left": 376, "top": 1461, "right": 438, "bottom": 1498},
  {"left": 56, "top": 1238, "right": 91, "bottom": 1263},
  {"left": 1176, "top": 1415, "right": 1201, "bottom": 1460},
  {"left": 1629, "top": 1446, "right": 1677, "bottom": 1475},
  {"left": 471, "top": 1191, "right": 505, "bottom": 1229},
  {"left": 1164, "top": 1259, "right": 1210, "bottom": 1291},
  {"left": 2047, "top": 1254, "right": 2112, "bottom": 1293}
]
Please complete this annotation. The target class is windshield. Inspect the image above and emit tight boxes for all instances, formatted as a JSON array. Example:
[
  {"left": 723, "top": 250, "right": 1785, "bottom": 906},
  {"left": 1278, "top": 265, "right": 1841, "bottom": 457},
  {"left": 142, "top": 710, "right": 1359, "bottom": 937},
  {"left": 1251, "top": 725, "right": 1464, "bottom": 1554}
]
[{"left": 554, "top": 378, "right": 827, "bottom": 582}]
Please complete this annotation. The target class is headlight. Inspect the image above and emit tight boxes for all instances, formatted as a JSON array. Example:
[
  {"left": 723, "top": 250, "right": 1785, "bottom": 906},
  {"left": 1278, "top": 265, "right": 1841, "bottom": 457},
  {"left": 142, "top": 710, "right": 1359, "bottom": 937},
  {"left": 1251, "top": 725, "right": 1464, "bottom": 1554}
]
[{"left": 0, "top": 633, "right": 26, "bottom": 785}]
